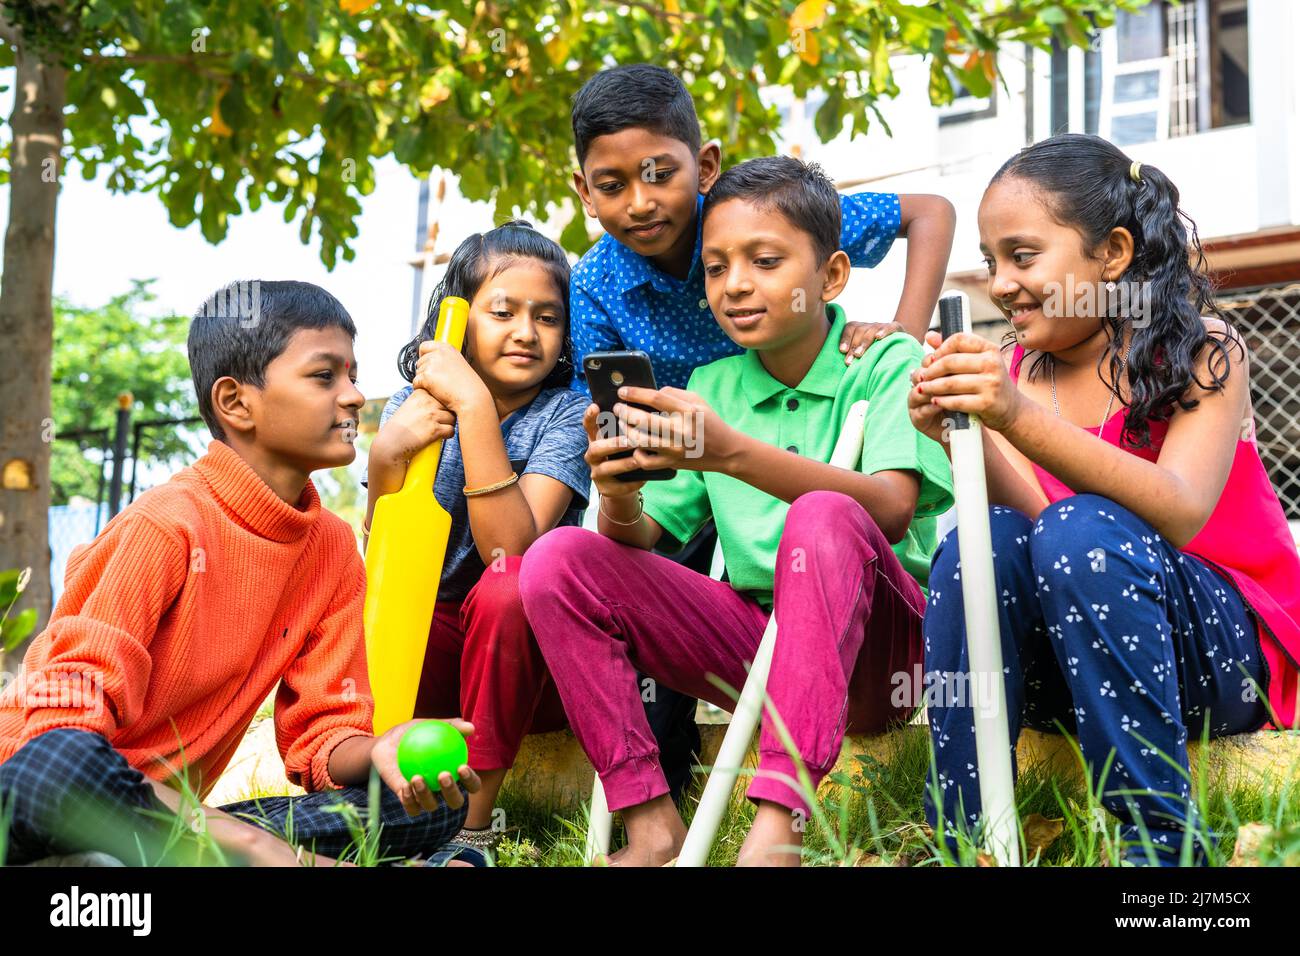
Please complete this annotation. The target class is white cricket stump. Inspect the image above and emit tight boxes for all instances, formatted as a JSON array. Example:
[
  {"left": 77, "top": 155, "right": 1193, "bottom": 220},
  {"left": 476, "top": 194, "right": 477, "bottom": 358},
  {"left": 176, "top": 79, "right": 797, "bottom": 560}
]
[{"left": 939, "top": 292, "right": 1020, "bottom": 866}]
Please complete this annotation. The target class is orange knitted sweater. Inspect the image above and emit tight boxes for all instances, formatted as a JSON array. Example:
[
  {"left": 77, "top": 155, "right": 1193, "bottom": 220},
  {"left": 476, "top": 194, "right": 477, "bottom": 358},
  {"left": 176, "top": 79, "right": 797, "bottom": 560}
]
[{"left": 0, "top": 440, "right": 374, "bottom": 799}]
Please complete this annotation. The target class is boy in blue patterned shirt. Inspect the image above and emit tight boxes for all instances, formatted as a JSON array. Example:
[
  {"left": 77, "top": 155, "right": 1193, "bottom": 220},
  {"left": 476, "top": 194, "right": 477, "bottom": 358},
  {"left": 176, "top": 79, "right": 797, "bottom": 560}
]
[{"left": 566, "top": 63, "right": 956, "bottom": 393}]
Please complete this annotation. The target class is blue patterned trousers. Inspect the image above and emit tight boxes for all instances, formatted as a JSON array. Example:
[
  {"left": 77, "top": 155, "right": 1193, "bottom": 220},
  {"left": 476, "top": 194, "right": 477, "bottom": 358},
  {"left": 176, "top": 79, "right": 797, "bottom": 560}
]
[{"left": 923, "top": 495, "right": 1268, "bottom": 866}]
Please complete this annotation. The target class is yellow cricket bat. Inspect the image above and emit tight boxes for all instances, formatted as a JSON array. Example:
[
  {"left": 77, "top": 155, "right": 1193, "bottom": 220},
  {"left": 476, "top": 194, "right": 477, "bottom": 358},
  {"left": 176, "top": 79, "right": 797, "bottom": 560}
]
[{"left": 364, "top": 295, "right": 469, "bottom": 734}]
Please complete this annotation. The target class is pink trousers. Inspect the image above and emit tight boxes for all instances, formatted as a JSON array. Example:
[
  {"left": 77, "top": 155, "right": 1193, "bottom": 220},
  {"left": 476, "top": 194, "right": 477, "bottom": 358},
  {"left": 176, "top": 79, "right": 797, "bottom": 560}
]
[{"left": 518, "top": 491, "right": 925, "bottom": 816}]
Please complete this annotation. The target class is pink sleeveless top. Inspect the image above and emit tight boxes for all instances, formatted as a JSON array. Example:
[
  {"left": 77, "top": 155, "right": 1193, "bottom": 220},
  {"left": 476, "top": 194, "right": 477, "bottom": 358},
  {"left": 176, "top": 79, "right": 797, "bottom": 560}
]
[{"left": 1011, "top": 344, "right": 1300, "bottom": 728}]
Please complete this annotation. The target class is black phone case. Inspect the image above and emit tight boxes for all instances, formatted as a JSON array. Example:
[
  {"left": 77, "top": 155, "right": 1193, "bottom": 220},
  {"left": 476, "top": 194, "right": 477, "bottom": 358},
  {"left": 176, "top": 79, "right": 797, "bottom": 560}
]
[{"left": 584, "top": 350, "right": 677, "bottom": 482}]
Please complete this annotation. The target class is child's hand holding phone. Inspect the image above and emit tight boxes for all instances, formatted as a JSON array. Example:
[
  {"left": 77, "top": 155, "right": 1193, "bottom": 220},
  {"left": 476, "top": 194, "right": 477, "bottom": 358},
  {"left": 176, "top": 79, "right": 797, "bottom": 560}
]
[
  {"left": 583, "top": 403, "right": 651, "bottom": 500},
  {"left": 611, "top": 385, "right": 742, "bottom": 474},
  {"left": 584, "top": 350, "right": 676, "bottom": 482}
]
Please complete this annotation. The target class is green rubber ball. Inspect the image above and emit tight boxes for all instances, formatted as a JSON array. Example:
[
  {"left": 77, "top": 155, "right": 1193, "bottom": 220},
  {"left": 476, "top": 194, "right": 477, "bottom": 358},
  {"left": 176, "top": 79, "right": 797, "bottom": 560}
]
[{"left": 397, "top": 720, "right": 469, "bottom": 786}]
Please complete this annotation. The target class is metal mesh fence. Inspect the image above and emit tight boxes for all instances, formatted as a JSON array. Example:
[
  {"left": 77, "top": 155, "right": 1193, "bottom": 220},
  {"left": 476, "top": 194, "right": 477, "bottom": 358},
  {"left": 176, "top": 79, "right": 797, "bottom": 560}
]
[{"left": 1219, "top": 281, "right": 1300, "bottom": 519}]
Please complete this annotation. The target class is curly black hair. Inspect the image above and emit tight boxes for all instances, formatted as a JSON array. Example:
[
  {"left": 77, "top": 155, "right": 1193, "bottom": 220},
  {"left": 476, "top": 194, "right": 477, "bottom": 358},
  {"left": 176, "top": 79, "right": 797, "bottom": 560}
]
[{"left": 991, "top": 133, "right": 1241, "bottom": 448}]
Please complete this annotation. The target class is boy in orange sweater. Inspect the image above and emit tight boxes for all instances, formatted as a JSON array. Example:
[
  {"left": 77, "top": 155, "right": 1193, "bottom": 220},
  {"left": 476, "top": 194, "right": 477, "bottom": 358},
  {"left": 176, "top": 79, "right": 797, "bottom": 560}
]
[{"left": 0, "top": 280, "right": 482, "bottom": 867}]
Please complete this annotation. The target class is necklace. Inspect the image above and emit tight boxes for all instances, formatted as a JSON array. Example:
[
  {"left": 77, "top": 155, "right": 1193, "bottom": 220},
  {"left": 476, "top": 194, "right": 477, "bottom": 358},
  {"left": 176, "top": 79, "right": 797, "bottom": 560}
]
[{"left": 1050, "top": 345, "right": 1131, "bottom": 431}]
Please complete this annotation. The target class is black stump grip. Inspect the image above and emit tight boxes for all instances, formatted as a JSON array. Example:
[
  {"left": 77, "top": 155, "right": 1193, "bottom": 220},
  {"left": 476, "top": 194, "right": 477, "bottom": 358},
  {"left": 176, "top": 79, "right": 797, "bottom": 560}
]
[{"left": 937, "top": 295, "right": 970, "bottom": 429}]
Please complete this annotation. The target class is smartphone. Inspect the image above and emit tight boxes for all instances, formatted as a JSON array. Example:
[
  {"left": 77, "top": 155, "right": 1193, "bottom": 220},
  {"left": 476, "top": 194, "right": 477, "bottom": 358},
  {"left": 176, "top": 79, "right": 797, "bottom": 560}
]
[{"left": 584, "top": 350, "right": 677, "bottom": 483}]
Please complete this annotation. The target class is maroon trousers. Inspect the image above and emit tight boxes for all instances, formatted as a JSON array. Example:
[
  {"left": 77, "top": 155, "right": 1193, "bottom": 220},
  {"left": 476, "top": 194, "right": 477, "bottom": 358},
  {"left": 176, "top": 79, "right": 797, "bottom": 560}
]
[{"left": 413, "top": 555, "right": 566, "bottom": 770}]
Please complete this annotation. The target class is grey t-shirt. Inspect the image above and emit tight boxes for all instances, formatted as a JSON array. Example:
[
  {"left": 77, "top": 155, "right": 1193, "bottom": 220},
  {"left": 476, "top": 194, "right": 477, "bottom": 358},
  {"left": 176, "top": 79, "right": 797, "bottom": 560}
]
[{"left": 377, "top": 385, "right": 591, "bottom": 602}]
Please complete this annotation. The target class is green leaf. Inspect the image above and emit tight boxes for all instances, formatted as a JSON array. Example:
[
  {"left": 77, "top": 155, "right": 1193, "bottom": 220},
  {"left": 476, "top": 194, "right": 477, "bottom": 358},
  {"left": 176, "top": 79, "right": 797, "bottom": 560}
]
[
  {"left": 777, "top": 51, "right": 801, "bottom": 85},
  {"left": 888, "top": 0, "right": 947, "bottom": 31},
  {"left": 928, "top": 59, "right": 955, "bottom": 105},
  {"left": 272, "top": 18, "right": 293, "bottom": 72},
  {"left": 869, "top": 23, "right": 890, "bottom": 90},
  {"left": 0, "top": 569, "right": 19, "bottom": 604},
  {"left": 813, "top": 88, "right": 844, "bottom": 141},
  {"left": 1040, "top": 6, "right": 1068, "bottom": 26},
  {"left": 220, "top": 81, "right": 252, "bottom": 131},
  {"left": 955, "top": 60, "right": 992, "bottom": 99},
  {"left": 83, "top": 0, "right": 117, "bottom": 31},
  {"left": 1062, "top": 15, "right": 1093, "bottom": 50},
  {"left": 2, "top": 609, "right": 36, "bottom": 652},
  {"left": 318, "top": 28, "right": 339, "bottom": 62}
]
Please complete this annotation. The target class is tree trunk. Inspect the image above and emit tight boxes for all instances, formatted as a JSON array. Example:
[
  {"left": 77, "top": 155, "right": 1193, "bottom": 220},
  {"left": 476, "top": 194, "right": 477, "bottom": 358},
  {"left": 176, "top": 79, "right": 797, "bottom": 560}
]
[{"left": 0, "top": 9, "right": 67, "bottom": 664}]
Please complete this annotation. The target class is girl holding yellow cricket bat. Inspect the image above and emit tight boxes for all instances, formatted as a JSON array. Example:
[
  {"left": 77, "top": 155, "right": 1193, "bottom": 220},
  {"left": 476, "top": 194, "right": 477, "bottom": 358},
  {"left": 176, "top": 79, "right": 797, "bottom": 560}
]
[{"left": 365, "top": 221, "right": 591, "bottom": 855}]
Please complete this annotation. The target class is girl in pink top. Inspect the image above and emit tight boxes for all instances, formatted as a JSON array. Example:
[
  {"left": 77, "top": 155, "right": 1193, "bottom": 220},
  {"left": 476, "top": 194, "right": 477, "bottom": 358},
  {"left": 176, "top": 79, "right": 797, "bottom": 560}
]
[{"left": 910, "top": 133, "right": 1300, "bottom": 866}]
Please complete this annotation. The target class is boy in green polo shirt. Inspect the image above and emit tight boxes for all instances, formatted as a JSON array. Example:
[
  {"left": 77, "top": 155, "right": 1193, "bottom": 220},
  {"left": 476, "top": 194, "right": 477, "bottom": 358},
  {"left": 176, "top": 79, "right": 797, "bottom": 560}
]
[{"left": 519, "top": 156, "right": 952, "bottom": 867}]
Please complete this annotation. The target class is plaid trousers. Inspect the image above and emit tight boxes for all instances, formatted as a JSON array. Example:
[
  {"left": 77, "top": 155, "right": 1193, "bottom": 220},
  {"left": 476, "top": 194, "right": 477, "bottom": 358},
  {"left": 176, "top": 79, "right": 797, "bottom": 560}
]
[{"left": 0, "top": 728, "right": 467, "bottom": 866}]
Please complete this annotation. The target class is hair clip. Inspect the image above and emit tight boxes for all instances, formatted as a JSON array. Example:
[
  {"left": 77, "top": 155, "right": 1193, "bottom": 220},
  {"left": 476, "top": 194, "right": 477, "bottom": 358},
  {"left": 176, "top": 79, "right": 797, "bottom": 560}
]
[{"left": 1129, "top": 161, "right": 1143, "bottom": 184}]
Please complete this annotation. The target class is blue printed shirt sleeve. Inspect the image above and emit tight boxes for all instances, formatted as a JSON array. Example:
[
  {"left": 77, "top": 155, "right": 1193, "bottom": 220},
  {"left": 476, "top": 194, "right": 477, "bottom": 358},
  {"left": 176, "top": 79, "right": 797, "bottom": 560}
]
[
  {"left": 569, "top": 281, "right": 624, "bottom": 397},
  {"left": 839, "top": 191, "right": 902, "bottom": 269}
]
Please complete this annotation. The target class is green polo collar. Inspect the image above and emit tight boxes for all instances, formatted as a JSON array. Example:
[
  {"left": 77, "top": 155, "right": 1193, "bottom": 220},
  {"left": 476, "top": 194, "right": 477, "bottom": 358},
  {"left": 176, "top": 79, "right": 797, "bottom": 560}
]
[{"left": 739, "top": 303, "right": 848, "bottom": 407}]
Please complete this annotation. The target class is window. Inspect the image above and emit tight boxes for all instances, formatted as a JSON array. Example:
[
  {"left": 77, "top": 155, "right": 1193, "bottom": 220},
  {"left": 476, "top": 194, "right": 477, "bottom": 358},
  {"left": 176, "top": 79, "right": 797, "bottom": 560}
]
[
  {"left": 1045, "top": 1, "right": 1250, "bottom": 145},
  {"left": 1116, "top": 3, "right": 1165, "bottom": 61},
  {"left": 1100, "top": 11, "right": 1170, "bottom": 146},
  {"left": 1212, "top": 0, "right": 1250, "bottom": 126},
  {"left": 1048, "top": 37, "right": 1102, "bottom": 136}
]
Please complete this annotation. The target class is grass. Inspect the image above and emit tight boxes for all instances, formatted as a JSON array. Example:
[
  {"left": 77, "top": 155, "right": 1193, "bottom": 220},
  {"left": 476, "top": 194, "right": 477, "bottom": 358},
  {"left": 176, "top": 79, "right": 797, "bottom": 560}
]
[
  {"left": 215, "top": 769, "right": 405, "bottom": 867},
  {"left": 6, "top": 714, "right": 1299, "bottom": 867},
  {"left": 155, "top": 693, "right": 1300, "bottom": 867},
  {"left": 487, "top": 723, "right": 1300, "bottom": 867}
]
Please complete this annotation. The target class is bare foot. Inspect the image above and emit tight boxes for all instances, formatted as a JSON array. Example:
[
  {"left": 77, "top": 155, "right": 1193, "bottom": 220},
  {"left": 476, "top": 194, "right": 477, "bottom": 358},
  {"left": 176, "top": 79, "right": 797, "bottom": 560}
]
[
  {"left": 595, "top": 795, "right": 685, "bottom": 867},
  {"left": 736, "top": 801, "right": 803, "bottom": 867}
]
